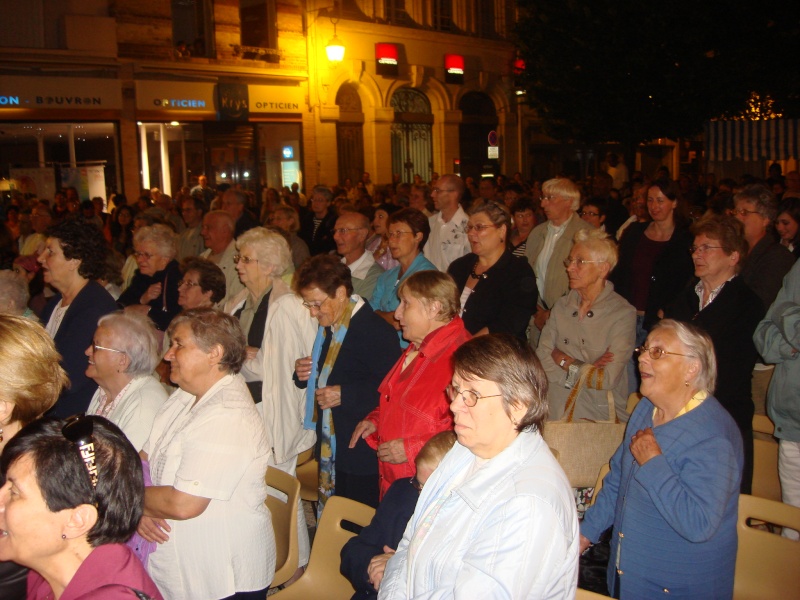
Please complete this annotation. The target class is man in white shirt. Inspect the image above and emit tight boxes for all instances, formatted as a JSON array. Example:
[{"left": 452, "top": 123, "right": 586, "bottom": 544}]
[
  {"left": 200, "top": 210, "right": 244, "bottom": 305},
  {"left": 334, "top": 211, "right": 384, "bottom": 298},
  {"left": 424, "top": 174, "right": 470, "bottom": 271}
]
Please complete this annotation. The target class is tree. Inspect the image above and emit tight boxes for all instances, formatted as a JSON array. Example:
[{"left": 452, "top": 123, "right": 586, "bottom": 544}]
[{"left": 513, "top": 0, "right": 800, "bottom": 146}]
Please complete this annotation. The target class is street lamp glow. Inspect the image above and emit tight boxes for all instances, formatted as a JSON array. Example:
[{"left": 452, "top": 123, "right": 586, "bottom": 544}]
[{"left": 326, "top": 34, "right": 345, "bottom": 63}]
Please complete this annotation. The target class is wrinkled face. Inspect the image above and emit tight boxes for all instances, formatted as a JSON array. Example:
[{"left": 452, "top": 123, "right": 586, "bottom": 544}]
[
  {"left": 301, "top": 285, "right": 348, "bottom": 328},
  {"left": 334, "top": 215, "right": 368, "bottom": 258},
  {"left": 431, "top": 177, "right": 459, "bottom": 212},
  {"left": 164, "top": 322, "right": 212, "bottom": 395},
  {"left": 647, "top": 187, "right": 677, "bottom": 223},
  {"left": 734, "top": 199, "right": 769, "bottom": 242},
  {"left": 134, "top": 240, "right": 170, "bottom": 276},
  {"left": 37, "top": 237, "right": 78, "bottom": 290},
  {"left": 387, "top": 221, "right": 422, "bottom": 262},
  {"left": 235, "top": 243, "right": 267, "bottom": 286},
  {"left": 466, "top": 213, "right": 505, "bottom": 257},
  {"left": 85, "top": 325, "right": 127, "bottom": 384},
  {"left": 775, "top": 211, "right": 799, "bottom": 245},
  {"left": 566, "top": 243, "right": 608, "bottom": 294},
  {"left": 541, "top": 192, "right": 573, "bottom": 224},
  {"left": 638, "top": 328, "right": 694, "bottom": 402},
  {"left": 394, "top": 288, "right": 436, "bottom": 346},
  {"left": 178, "top": 270, "right": 214, "bottom": 309},
  {"left": 513, "top": 209, "right": 535, "bottom": 238},
  {"left": 201, "top": 214, "right": 232, "bottom": 252},
  {"left": 691, "top": 233, "right": 738, "bottom": 283}
]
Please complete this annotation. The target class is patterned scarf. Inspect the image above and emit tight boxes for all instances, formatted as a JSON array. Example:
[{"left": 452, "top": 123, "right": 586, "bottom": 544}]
[{"left": 304, "top": 295, "right": 358, "bottom": 516}]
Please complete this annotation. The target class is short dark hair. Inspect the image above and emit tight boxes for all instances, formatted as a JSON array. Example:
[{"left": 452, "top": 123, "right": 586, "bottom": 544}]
[
  {"left": 452, "top": 334, "right": 549, "bottom": 434},
  {"left": 691, "top": 214, "right": 749, "bottom": 272},
  {"left": 293, "top": 254, "right": 353, "bottom": 297},
  {"left": 167, "top": 308, "right": 246, "bottom": 374},
  {"left": 389, "top": 208, "right": 431, "bottom": 248},
  {"left": 0, "top": 417, "right": 144, "bottom": 547},
  {"left": 46, "top": 218, "right": 109, "bottom": 280},
  {"left": 511, "top": 197, "right": 536, "bottom": 215},
  {"left": 181, "top": 257, "right": 227, "bottom": 304}
]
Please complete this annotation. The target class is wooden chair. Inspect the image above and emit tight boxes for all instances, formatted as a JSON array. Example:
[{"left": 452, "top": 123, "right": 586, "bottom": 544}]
[
  {"left": 265, "top": 467, "right": 301, "bottom": 588},
  {"left": 295, "top": 447, "right": 319, "bottom": 503},
  {"left": 589, "top": 463, "right": 611, "bottom": 508},
  {"left": 576, "top": 588, "right": 611, "bottom": 599},
  {"left": 751, "top": 414, "right": 781, "bottom": 502},
  {"left": 271, "top": 496, "right": 376, "bottom": 600},
  {"left": 733, "top": 494, "right": 800, "bottom": 600},
  {"left": 752, "top": 414, "right": 775, "bottom": 436}
]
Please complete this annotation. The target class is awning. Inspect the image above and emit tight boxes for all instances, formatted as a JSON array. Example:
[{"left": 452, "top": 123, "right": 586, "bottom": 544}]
[{"left": 705, "top": 118, "right": 799, "bottom": 161}]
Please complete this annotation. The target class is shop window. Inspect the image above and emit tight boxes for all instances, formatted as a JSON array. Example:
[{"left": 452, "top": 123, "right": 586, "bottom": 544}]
[
  {"left": 239, "top": 0, "right": 279, "bottom": 62},
  {"left": 258, "top": 123, "right": 303, "bottom": 191},
  {"left": 172, "top": 0, "right": 214, "bottom": 58}
]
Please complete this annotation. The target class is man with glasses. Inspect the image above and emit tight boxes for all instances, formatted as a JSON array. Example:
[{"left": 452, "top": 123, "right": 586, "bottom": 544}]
[
  {"left": 200, "top": 210, "right": 244, "bottom": 306},
  {"left": 334, "top": 211, "right": 384, "bottom": 298},
  {"left": 423, "top": 174, "right": 470, "bottom": 271}
]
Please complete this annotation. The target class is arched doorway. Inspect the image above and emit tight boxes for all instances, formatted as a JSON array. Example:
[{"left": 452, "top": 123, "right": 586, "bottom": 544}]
[
  {"left": 459, "top": 91, "right": 498, "bottom": 182},
  {"left": 336, "top": 84, "right": 364, "bottom": 187},
  {"left": 390, "top": 88, "right": 434, "bottom": 184}
]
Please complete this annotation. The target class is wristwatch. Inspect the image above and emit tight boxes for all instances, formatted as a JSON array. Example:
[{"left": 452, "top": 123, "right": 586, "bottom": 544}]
[{"left": 559, "top": 357, "right": 568, "bottom": 369}]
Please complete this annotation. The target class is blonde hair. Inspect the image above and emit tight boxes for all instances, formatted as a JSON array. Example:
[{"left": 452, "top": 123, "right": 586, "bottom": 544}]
[
  {"left": 415, "top": 430, "right": 457, "bottom": 471},
  {"left": 573, "top": 228, "right": 619, "bottom": 271},
  {"left": 542, "top": 178, "right": 581, "bottom": 211},
  {"left": 397, "top": 271, "right": 460, "bottom": 321}
]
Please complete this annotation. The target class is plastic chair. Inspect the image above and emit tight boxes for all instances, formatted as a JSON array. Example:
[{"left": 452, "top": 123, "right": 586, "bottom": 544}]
[
  {"left": 265, "top": 467, "right": 301, "bottom": 588},
  {"left": 271, "top": 496, "right": 376, "bottom": 600},
  {"left": 626, "top": 392, "right": 642, "bottom": 415},
  {"left": 589, "top": 463, "right": 610, "bottom": 508},
  {"left": 295, "top": 447, "right": 319, "bottom": 503},
  {"left": 733, "top": 494, "right": 800, "bottom": 600},
  {"left": 752, "top": 413, "right": 775, "bottom": 436},
  {"left": 576, "top": 588, "right": 612, "bottom": 599}
]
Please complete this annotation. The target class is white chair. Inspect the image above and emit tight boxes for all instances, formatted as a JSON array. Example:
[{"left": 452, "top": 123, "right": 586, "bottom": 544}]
[{"left": 265, "top": 467, "right": 301, "bottom": 588}]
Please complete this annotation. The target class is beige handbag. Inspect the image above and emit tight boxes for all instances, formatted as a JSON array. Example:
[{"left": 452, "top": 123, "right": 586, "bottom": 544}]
[{"left": 543, "top": 366, "right": 627, "bottom": 487}]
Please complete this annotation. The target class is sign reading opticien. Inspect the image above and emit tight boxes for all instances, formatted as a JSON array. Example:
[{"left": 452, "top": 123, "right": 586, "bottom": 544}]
[
  {"left": 0, "top": 77, "right": 122, "bottom": 110},
  {"left": 135, "top": 81, "right": 217, "bottom": 116},
  {"left": 248, "top": 85, "right": 305, "bottom": 114}
]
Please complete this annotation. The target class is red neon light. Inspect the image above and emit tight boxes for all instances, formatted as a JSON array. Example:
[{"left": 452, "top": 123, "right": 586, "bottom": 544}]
[
  {"left": 375, "top": 43, "right": 399, "bottom": 65},
  {"left": 445, "top": 54, "right": 464, "bottom": 75}
]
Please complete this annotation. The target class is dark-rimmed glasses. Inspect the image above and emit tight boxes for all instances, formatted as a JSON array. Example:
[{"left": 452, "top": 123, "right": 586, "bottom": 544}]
[{"left": 62, "top": 414, "right": 99, "bottom": 490}]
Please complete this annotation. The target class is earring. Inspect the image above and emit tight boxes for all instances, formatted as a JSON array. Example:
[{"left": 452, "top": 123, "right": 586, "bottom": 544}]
[
  {"left": 61, "top": 534, "right": 66, "bottom": 540},
  {"left": 684, "top": 381, "right": 689, "bottom": 387},
  {"left": 0, "top": 428, "right": 3, "bottom": 443}
]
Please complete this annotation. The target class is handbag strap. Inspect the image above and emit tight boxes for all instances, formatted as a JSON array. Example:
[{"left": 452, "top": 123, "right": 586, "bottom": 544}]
[{"left": 562, "top": 365, "right": 620, "bottom": 424}]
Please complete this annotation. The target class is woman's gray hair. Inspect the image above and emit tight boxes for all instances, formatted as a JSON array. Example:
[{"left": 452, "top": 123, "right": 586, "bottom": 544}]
[
  {"left": 236, "top": 227, "right": 292, "bottom": 277},
  {"left": 452, "top": 334, "right": 549, "bottom": 434},
  {"left": 98, "top": 311, "right": 160, "bottom": 375},
  {"left": 542, "top": 178, "right": 581, "bottom": 211},
  {"left": 573, "top": 228, "right": 619, "bottom": 271},
  {"left": 167, "top": 308, "right": 246, "bottom": 374},
  {"left": 397, "top": 270, "right": 460, "bottom": 322},
  {"left": 650, "top": 319, "right": 717, "bottom": 393},
  {"left": 134, "top": 224, "right": 177, "bottom": 260},
  {"left": 468, "top": 201, "right": 512, "bottom": 232},
  {"left": 0, "top": 270, "right": 30, "bottom": 315},
  {"left": 734, "top": 183, "right": 778, "bottom": 223}
]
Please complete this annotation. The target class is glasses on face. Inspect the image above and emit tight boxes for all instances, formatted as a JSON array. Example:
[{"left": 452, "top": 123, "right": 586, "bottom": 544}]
[
  {"left": 233, "top": 254, "right": 258, "bottom": 265},
  {"left": 91, "top": 342, "right": 126, "bottom": 355},
  {"left": 541, "top": 195, "right": 560, "bottom": 202},
  {"left": 689, "top": 244, "right": 724, "bottom": 255},
  {"left": 332, "top": 227, "right": 366, "bottom": 235},
  {"left": 563, "top": 257, "right": 606, "bottom": 268},
  {"left": 61, "top": 414, "right": 99, "bottom": 490},
  {"left": 133, "top": 250, "right": 154, "bottom": 260},
  {"left": 446, "top": 383, "right": 503, "bottom": 408},
  {"left": 578, "top": 210, "right": 600, "bottom": 218},
  {"left": 732, "top": 208, "right": 760, "bottom": 217},
  {"left": 302, "top": 297, "right": 329, "bottom": 311},
  {"left": 464, "top": 224, "right": 499, "bottom": 234},
  {"left": 177, "top": 279, "right": 201, "bottom": 289},
  {"left": 635, "top": 345, "right": 691, "bottom": 360},
  {"left": 431, "top": 188, "right": 456, "bottom": 194},
  {"left": 387, "top": 230, "right": 414, "bottom": 239}
]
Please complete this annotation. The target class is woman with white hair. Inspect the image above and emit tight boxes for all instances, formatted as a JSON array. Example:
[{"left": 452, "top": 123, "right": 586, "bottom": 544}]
[
  {"left": 117, "top": 223, "right": 182, "bottom": 331},
  {"left": 85, "top": 311, "right": 168, "bottom": 450},
  {"left": 225, "top": 227, "right": 294, "bottom": 403},
  {"left": 536, "top": 228, "right": 637, "bottom": 421},
  {"left": 0, "top": 269, "right": 33, "bottom": 318}
]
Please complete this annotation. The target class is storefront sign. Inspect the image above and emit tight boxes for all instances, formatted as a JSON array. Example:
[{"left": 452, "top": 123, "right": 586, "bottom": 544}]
[
  {"left": 248, "top": 85, "right": 305, "bottom": 114},
  {"left": 376, "top": 43, "right": 399, "bottom": 77},
  {"left": 0, "top": 77, "right": 122, "bottom": 110},
  {"left": 136, "top": 81, "right": 217, "bottom": 117},
  {"left": 444, "top": 54, "right": 464, "bottom": 85},
  {"left": 218, "top": 83, "right": 250, "bottom": 121}
]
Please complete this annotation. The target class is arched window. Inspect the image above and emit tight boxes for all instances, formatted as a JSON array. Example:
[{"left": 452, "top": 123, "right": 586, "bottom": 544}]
[
  {"left": 336, "top": 85, "right": 365, "bottom": 187},
  {"left": 390, "top": 88, "right": 434, "bottom": 184}
]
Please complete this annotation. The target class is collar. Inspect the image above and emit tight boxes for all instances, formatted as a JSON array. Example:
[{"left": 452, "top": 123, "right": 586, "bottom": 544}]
[{"left": 546, "top": 212, "right": 573, "bottom": 235}]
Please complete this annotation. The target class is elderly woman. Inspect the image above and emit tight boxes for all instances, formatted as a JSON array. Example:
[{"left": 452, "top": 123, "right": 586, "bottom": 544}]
[
  {"left": 447, "top": 201, "right": 538, "bottom": 340},
  {"left": 665, "top": 215, "right": 764, "bottom": 494},
  {"left": 352, "top": 271, "right": 470, "bottom": 497},
  {"left": 269, "top": 205, "right": 311, "bottom": 269},
  {"left": 370, "top": 208, "right": 436, "bottom": 334},
  {"left": 137, "top": 308, "right": 275, "bottom": 599},
  {"left": 537, "top": 228, "right": 636, "bottom": 421},
  {"left": 177, "top": 256, "right": 226, "bottom": 310},
  {"left": 294, "top": 255, "right": 401, "bottom": 509},
  {"left": 581, "top": 320, "right": 744, "bottom": 598},
  {"left": 38, "top": 219, "right": 118, "bottom": 417},
  {"left": 368, "top": 203, "right": 401, "bottom": 270},
  {"left": 0, "top": 270, "right": 33, "bottom": 318},
  {"left": 380, "top": 334, "right": 579, "bottom": 598},
  {"left": 85, "top": 312, "right": 167, "bottom": 450},
  {"left": 0, "top": 416, "right": 163, "bottom": 599},
  {"left": 509, "top": 197, "right": 537, "bottom": 256},
  {"left": 224, "top": 227, "right": 294, "bottom": 403},
  {"left": 117, "top": 224, "right": 181, "bottom": 331}
]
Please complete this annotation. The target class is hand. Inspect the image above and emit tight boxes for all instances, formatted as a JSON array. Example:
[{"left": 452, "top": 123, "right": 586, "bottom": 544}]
[
  {"left": 551, "top": 348, "right": 572, "bottom": 370},
  {"left": 350, "top": 420, "right": 377, "bottom": 448},
  {"left": 295, "top": 356, "right": 313, "bottom": 382},
  {"left": 377, "top": 439, "right": 407, "bottom": 464},
  {"left": 630, "top": 427, "right": 662, "bottom": 466},
  {"left": 137, "top": 516, "right": 171, "bottom": 544},
  {"left": 534, "top": 308, "right": 550, "bottom": 331},
  {"left": 593, "top": 348, "right": 614, "bottom": 368},
  {"left": 315, "top": 385, "right": 341, "bottom": 410},
  {"left": 245, "top": 346, "right": 259, "bottom": 361},
  {"left": 579, "top": 534, "right": 593, "bottom": 555},
  {"left": 368, "top": 546, "right": 396, "bottom": 590},
  {"left": 140, "top": 282, "right": 162, "bottom": 305}
]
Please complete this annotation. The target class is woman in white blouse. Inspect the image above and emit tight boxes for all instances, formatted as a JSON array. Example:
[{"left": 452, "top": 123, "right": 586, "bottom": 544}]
[
  {"left": 85, "top": 311, "right": 167, "bottom": 450},
  {"left": 136, "top": 308, "right": 275, "bottom": 600}
]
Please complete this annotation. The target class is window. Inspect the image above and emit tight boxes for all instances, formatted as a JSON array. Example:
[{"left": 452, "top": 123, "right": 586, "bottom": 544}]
[
  {"left": 172, "top": 0, "right": 214, "bottom": 58},
  {"left": 433, "top": 0, "right": 453, "bottom": 32},
  {"left": 384, "top": 0, "right": 412, "bottom": 25}
]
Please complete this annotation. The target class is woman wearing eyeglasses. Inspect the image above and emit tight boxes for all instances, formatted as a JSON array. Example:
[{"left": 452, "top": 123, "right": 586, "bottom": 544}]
[
  {"left": 0, "top": 416, "right": 163, "bottom": 600},
  {"left": 85, "top": 312, "right": 167, "bottom": 451},
  {"left": 581, "top": 319, "right": 743, "bottom": 599},
  {"left": 117, "top": 224, "right": 181, "bottom": 332},
  {"left": 664, "top": 215, "right": 764, "bottom": 493},
  {"left": 370, "top": 208, "right": 436, "bottom": 336},
  {"left": 138, "top": 308, "right": 274, "bottom": 599},
  {"left": 446, "top": 202, "right": 538, "bottom": 341},
  {"left": 380, "top": 334, "right": 579, "bottom": 598},
  {"left": 536, "top": 228, "right": 636, "bottom": 422},
  {"left": 176, "top": 257, "right": 226, "bottom": 311},
  {"left": 294, "top": 255, "right": 401, "bottom": 509}
]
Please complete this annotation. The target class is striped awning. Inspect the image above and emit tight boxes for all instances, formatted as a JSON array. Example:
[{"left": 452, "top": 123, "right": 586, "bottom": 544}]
[{"left": 705, "top": 119, "right": 799, "bottom": 161}]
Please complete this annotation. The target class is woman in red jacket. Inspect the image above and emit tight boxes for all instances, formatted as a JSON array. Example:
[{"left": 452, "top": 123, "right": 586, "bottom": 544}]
[{"left": 350, "top": 271, "right": 471, "bottom": 498}]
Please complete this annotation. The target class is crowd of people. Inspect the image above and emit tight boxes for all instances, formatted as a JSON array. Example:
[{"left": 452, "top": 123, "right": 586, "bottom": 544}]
[{"left": 0, "top": 160, "right": 797, "bottom": 599}]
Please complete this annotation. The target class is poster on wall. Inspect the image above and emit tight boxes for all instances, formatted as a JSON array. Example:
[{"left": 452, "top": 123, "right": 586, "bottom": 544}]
[
  {"left": 60, "top": 166, "right": 106, "bottom": 201},
  {"left": 9, "top": 167, "right": 57, "bottom": 201}
]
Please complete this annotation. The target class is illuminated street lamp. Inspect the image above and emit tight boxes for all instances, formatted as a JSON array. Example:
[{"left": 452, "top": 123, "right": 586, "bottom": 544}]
[{"left": 325, "top": 19, "right": 344, "bottom": 63}]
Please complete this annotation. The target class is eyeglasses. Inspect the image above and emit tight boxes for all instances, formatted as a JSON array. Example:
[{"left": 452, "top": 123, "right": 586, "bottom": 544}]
[
  {"left": 302, "top": 297, "right": 329, "bottom": 310},
  {"left": 177, "top": 279, "right": 201, "bottom": 288},
  {"left": 91, "top": 342, "right": 126, "bottom": 355},
  {"left": 732, "top": 208, "right": 760, "bottom": 217},
  {"left": 332, "top": 227, "right": 367, "bottom": 235},
  {"left": 233, "top": 254, "right": 258, "bottom": 265},
  {"left": 446, "top": 383, "right": 503, "bottom": 407},
  {"left": 431, "top": 188, "right": 456, "bottom": 194},
  {"left": 578, "top": 210, "right": 600, "bottom": 218},
  {"left": 133, "top": 251, "right": 155, "bottom": 260},
  {"left": 387, "top": 230, "right": 414, "bottom": 239},
  {"left": 689, "top": 244, "right": 723, "bottom": 254},
  {"left": 541, "top": 195, "right": 560, "bottom": 202},
  {"left": 464, "top": 224, "right": 499, "bottom": 234},
  {"left": 61, "top": 414, "right": 99, "bottom": 490},
  {"left": 563, "top": 257, "right": 606, "bottom": 268},
  {"left": 635, "top": 345, "right": 691, "bottom": 360}
]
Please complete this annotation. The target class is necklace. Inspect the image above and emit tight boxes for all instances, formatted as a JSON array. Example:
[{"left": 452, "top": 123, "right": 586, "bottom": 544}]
[{"left": 469, "top": 259, "right": 488, "bottom": 280}]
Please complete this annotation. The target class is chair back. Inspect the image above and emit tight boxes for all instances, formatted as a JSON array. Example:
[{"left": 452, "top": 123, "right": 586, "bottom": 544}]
[
  {"left": 752, "top": 437, "right": 782, "bottom": 502},
  {"left": 626, "top": 392, "right": 642, "bottom": 415},
  {"left": 271, "top": 496, "right": 376, "bottom": 600},
  {"left": 589, "top": 463, "right": 611, "bottom": 508},
  {"left": 734, "top": 494, "right": 800, "bottom": 599},
  {"left": 576, "top": 588, "right": 612, "bottom": 599},
  {"left": 752, "top": 414, "right": 775, "bottom": 436},
  {"left": 265, "top": 467, "right": 301, "bottom": 588},
  {"left": 295, "top": 447, "right": 319, "bottom": 503}
]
